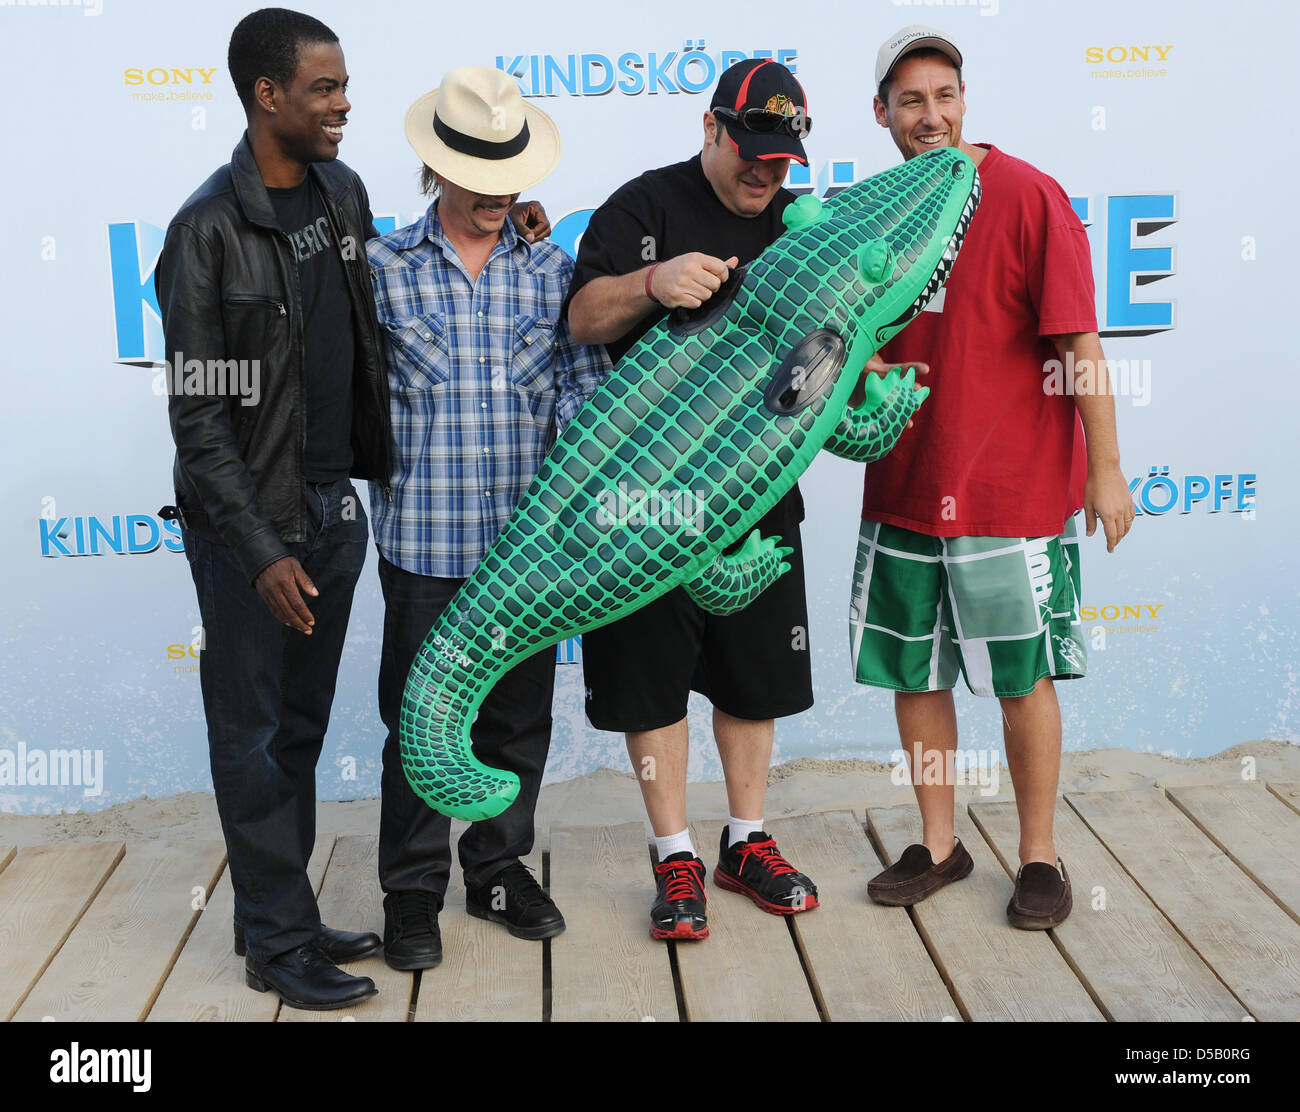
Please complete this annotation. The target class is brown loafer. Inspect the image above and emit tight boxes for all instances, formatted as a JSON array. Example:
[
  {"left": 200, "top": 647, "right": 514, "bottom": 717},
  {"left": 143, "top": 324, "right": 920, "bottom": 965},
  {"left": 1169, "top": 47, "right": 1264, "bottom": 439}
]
[
  {"left": 867, "top": 838, "right": 973, "bottom": 906},
  {"left": 1006, "top": 858, "right": 1072, "bottom": 930}
]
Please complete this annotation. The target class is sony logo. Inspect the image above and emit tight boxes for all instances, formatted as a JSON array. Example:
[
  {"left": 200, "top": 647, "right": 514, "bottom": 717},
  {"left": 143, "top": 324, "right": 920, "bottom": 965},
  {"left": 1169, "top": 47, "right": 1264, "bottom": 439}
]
[
  {"left": 124, "top": 67, "right": 219, "bottom": 86},
  {"left": 1085, "top": 46, "right": 1173, "bottom": 64}
]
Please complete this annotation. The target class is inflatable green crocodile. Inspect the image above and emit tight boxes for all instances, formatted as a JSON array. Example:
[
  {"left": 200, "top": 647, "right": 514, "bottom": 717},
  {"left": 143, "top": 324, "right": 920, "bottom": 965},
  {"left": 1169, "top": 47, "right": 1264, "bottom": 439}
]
[{"left": 402, "top": 147, "right": 981, "bottom": 819}]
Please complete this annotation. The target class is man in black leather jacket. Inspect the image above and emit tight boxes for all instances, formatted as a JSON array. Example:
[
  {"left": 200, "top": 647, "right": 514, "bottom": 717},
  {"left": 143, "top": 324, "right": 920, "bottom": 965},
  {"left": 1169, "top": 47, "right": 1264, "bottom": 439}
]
[{"left": 156, "top": 8, "right": 387, "bottom": 1011}]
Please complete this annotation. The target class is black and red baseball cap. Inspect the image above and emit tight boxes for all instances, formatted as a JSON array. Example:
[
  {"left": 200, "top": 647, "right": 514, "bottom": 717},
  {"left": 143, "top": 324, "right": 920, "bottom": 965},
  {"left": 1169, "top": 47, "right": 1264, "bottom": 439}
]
[{"left": 709, "top": 59, "right": 810, "bottom": 165}]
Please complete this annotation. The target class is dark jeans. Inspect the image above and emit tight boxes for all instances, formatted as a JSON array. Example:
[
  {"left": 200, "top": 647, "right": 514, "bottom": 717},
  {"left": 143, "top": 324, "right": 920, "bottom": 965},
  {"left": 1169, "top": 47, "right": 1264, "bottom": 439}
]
[
  {"left": 376, "top": 554, "right": 556, "bottom": 899},
  {"left": 183, "top": 479, "right": 368, "bottom": 962}
]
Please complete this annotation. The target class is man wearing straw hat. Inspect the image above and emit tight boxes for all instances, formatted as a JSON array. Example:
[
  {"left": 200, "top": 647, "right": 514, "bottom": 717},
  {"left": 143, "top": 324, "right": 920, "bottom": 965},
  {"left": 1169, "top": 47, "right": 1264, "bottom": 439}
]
[{"left": 367, "top": 67, "right": 610, "bottom": 971}]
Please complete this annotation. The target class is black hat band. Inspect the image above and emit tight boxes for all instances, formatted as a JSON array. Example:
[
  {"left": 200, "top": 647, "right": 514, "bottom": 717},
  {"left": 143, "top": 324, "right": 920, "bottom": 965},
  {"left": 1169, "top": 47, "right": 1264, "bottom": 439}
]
[{"left": 433, "top": 112, "right": 530, "bottom": 160}]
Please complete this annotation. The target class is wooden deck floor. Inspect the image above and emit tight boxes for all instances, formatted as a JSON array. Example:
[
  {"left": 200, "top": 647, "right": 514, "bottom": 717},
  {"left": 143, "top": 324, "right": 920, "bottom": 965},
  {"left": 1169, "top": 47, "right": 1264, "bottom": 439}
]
[{"left": 3, "top": 780, "right": 1298, "bottom": 1022}]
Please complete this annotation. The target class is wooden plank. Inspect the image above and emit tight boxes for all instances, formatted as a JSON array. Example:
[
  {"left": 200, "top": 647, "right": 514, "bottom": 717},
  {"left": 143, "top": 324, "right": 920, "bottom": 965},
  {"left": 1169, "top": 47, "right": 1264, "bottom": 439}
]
[
  {"left": 549, "top": 822, "right": 678, "bottom": 1022},
  {"left": 280, "top": 835, "right": 409, "bottom": 1022},
  {"left": 147, "top": 835, "right": 337, "bottom": 1022},
  {"left": 672, "top": 820, "right": 819, "bottom": 1022},
  {"left": 14, "top": 840, "right": 226, "bottom": 1022},
  {"left": 1067, "top": 789, "right": 1300, "bottom": 1021},
  {"left": 1267, "top": 779, "right": 1300, "bottom": 819},
  {"left": 0, "top": 842, "right": 124, "bottom": 1021},
  {"left": 969, "top": 798, "right": 1244, "bottom": 1021},
  {"left": 0, "top": 846, "right": 15, "bottom": 877},
  {"left": 772, "top": 811, "right": 957, "bottom": 1021},
  {"left": 413, "top": 831, "right": 543, "bottom": 1022},
  {"left": 1165, "top": 783, "right": 1300, "bottom": 924},
  {"left": 867, "top": 805, "right": 1103, "bottom": 1021}
]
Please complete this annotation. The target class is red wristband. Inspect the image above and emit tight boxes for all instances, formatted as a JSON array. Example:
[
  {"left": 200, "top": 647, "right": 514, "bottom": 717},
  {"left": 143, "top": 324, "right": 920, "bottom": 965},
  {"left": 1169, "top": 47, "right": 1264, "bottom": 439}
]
[{"left": 643, "top": 263, "right": 662, "bottom": 304}]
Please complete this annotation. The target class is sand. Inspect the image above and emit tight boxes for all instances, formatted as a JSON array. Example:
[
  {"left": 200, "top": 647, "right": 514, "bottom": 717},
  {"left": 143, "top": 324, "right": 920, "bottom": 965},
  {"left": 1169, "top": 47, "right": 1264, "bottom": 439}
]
[{"left": 0, "top": 739, "right": 1295, "bottom": 847}]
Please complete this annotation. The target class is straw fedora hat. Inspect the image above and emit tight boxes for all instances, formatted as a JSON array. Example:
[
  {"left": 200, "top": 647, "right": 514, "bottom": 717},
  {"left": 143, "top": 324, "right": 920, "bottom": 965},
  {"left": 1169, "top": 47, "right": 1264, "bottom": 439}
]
[{"left": 404, "top": 67, "right": 560, "bottom": 195}]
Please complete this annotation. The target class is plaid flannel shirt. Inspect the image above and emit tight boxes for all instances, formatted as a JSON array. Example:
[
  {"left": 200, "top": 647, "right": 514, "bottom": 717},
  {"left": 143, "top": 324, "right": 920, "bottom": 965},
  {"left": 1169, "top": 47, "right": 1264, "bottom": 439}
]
[{"left": 367, "top": 205, "right": 610, "bottom": 578}]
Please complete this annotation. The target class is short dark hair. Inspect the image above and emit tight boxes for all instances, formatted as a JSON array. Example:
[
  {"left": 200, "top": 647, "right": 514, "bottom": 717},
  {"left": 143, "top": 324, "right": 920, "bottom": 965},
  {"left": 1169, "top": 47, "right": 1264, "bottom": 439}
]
[
  {"left": 419, "top": 165, "right": 439, "bottom": 196},
  {"left": 228, "top": 8, "right": 339, "bottom": 114},
  {"left": 877, "top": 48, "right": 962, "bottom": 106}
]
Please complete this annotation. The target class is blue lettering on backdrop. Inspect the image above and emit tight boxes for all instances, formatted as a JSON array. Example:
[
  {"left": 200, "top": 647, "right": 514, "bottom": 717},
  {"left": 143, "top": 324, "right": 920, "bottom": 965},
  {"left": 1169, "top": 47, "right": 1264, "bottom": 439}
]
[
  {"left": 40, "top": 515, "right": 184, "bottom": 557},
  {"left": 1127, "top": 468, "right": 1257, "bottom": 516},
  {"left": 39, "top": 519, "right": 70, "bottom": 557},
  {"left": 497, "top": 47, "right": 798, "bottom": 97},
  {"left": 538, "top": 182, "right": 1179, "bottom": 337},
  {"left": 90, "top": 517, "right": 122, "bottom": 555},
  {"left": 551, "top": 210, "right": 594, "bottom": 260},
  {"left": 109, "top": 218, "right": 397, "bottom": 370},
  {"left": 676, "top": 45, "right": 714, "bottom": 94},
  {"left": 647, "top": 52, "right": 678, "bottom": 94},
  {"left": 616, "top": 53, "right": 644, "bottom": 95},
  {"left": 788, "top": 161, "right": 814, "bottom": 196},
  {"left": 1105, "top": 194, "right": 1177, "bottom": 333},
  {"left": 545, "top": 54, "right": 578, "bottom": 96},
  {"left": 1069, "top": 193, "right": 1176, "bottom": 337},
  {"left": 113, "top": 188, "right": 1173, "bottom": 367},
  {"left": 108, "top": 221, "right": 165, "bottom": 365},
  {"left": 581, "top": 54, "right": 615, "bottom": 95},
  {"left": 817, "top": 160, "right": 857, "bottom": 199}
]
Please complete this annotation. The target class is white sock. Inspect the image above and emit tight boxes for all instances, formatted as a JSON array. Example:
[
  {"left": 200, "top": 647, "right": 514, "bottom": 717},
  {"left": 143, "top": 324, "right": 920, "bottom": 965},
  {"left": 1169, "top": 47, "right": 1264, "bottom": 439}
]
[
  {"left": 727, "top": 815, "right": 764, "bottom": 847},
  {"left": 655, "top": 828, "right": 696, "bottom": 860}
]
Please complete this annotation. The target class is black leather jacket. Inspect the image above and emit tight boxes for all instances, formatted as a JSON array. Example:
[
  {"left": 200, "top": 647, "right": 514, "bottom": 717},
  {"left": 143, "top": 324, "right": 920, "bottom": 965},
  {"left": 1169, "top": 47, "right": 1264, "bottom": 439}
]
[{"left": 156, "top": 133, "right": 391, "bottom": 582}]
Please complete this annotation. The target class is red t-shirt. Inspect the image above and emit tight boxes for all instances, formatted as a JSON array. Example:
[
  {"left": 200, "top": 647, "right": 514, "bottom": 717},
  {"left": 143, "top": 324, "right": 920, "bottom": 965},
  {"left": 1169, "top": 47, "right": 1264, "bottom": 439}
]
[{"left": 860, "top": 144, "right": 1096, "bottom": 538}]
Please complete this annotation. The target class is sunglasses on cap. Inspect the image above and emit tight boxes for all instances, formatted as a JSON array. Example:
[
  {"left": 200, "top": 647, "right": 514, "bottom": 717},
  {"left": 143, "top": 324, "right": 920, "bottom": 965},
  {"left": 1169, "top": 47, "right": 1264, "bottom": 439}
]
[{"left": 713, "top": 106, "right": 812, "bottom": 140}]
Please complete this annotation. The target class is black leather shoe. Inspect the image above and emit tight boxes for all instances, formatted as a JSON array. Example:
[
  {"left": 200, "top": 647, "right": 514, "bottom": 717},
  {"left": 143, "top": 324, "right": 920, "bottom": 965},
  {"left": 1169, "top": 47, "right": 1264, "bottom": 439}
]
[
  {"left": 1007, "top": 857, "right": 1073, "bottom": 930},
  {"left": 465, "top": 861, "right": 565, "bottom": 940},
  {"left": 245, "top": 945, "right": 378, "bottom": 1011},
  {"left": 234, "top": 923, "right": 382, "bottom": 963},
  {"left": 382, "top": 891, "right": 443, "bottom": 970},
  {"left": 867, "top": 838, "right": 974, "bottom": 907}
]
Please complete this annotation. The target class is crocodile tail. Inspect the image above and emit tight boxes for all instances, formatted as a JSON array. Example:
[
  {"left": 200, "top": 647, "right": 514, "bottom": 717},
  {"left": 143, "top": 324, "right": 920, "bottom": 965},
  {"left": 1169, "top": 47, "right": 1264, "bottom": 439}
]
[
  {"left": 397, "top": 516, "right": 568, "bottom": 821},
  {"left": 398, "top": 619, "right": 521, "bottom": 822}
]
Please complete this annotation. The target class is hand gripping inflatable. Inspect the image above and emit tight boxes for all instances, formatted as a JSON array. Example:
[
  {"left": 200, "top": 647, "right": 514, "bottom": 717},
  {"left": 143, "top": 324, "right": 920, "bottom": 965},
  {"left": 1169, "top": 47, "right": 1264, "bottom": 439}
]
[{"left": 402, "top": 148, "right": 981, "bottom": 819}]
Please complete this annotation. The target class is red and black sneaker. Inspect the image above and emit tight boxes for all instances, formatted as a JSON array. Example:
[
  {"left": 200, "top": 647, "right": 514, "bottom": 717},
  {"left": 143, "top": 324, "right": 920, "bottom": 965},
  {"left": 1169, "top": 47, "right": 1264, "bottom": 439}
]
[
  {"left": 650, "top": 852, "right": 709, "bottom": 941},
  {"left": 714, "top": 828, "right": 820, "bottom": 915}
]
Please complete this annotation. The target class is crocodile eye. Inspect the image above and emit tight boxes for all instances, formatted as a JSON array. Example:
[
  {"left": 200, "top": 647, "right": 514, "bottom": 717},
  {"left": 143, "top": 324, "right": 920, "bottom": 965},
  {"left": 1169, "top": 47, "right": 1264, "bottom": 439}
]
[
  {"left": 762, "top": 329, "right": 847, "bottom": 416},
  {"left": 857, "top": 239, "right": 893, "bottom": 284},
  {"left": 782, "top": 194, "right": 825, "bottom": 231}
]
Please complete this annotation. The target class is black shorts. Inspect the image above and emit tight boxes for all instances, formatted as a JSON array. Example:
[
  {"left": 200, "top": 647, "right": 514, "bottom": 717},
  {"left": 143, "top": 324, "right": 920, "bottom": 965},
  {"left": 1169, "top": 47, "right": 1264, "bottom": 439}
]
[{"left": 582, "top": 488, "right": 814, "bottom": 732}]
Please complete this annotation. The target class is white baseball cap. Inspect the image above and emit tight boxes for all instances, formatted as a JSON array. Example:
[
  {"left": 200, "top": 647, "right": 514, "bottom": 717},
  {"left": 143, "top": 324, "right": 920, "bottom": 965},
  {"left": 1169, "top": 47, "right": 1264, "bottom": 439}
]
[{"left": 874, "top": 25, "right": 963, "bottom": 89}]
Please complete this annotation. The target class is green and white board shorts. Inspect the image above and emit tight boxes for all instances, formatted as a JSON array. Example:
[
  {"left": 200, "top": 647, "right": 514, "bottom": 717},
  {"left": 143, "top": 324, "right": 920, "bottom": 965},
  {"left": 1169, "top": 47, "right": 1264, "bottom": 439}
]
[{"left": 849, "top": 517, "right": 1086, "bottom": 699}]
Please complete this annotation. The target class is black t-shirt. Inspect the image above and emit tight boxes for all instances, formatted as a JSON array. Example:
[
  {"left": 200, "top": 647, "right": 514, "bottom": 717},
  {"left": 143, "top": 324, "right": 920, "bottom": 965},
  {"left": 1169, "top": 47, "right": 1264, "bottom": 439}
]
[
  {"left": 268, "top": 179, "right": 355, "bottom": 482},
  {"left": 568, "top": 154, "right": 794, "bottom": 364},
  {"left": 566, "top": 154, "right": 803, "bottom": 526}
]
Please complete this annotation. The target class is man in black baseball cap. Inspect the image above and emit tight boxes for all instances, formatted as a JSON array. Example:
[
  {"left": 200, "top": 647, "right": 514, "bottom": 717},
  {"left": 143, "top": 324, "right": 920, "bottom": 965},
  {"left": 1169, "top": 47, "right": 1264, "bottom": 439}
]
[
  {"left": 709, "top": 57, "right": 811, "bottom": 168},
  {"left": 564, "top": 59, "right": 820, "bottom": 944}
]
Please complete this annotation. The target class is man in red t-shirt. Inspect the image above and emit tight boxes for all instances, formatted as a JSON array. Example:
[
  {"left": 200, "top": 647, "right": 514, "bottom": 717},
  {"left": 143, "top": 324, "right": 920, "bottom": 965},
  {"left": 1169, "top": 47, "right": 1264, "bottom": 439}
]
[{"left": 856, "top": 26, "right": 1135, "bottom": 928}]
